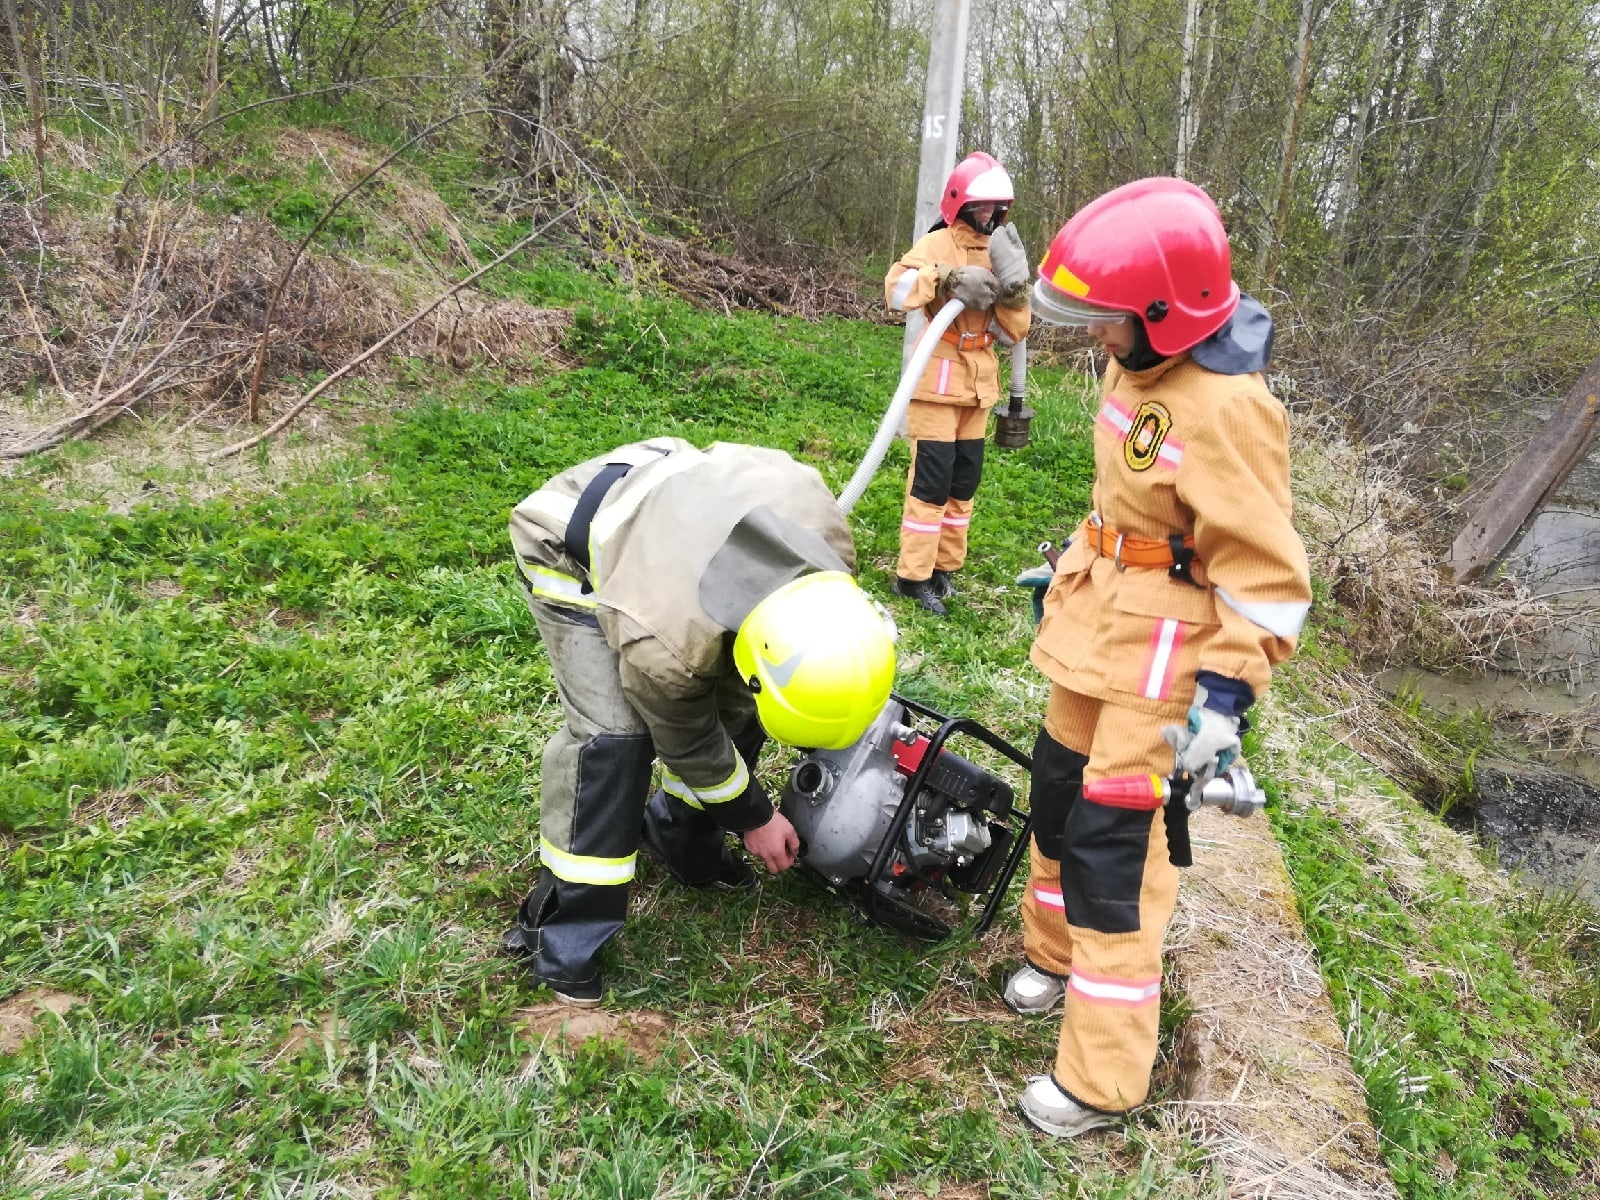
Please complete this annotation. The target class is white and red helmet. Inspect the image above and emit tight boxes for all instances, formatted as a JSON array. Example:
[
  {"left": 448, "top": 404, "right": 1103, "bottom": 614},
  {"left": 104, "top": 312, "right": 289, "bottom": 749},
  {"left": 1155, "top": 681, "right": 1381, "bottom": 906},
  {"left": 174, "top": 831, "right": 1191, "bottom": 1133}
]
[{"left": 940, "top": 152, "right": 1014, "bottom": 231}]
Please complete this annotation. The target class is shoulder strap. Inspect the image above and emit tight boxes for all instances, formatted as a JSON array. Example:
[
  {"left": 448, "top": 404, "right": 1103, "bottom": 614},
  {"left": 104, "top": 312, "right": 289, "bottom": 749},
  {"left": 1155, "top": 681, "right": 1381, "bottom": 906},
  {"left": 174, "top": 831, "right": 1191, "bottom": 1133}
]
[
  {"left": 563, "top": 446, "right": 672, "bottom": 576},
  {"left": 565, "top": 462, "right": 636, "bottom": 574}
]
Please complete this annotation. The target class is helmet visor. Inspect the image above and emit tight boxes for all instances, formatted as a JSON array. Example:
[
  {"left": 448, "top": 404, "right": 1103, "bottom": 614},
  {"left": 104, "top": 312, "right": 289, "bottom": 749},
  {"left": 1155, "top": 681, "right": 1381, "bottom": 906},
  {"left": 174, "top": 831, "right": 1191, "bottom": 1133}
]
[
  {"left": 959, "top": 201, "right": 1008, "bottom": 235},
  {"left": 1030, "top": 277, "right": 1131, "bottom": 328}
]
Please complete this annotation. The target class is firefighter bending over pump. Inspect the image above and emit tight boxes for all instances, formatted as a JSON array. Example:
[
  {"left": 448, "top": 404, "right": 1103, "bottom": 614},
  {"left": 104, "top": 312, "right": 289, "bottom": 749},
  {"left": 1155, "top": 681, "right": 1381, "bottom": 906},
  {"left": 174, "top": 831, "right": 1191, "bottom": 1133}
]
[
  {"left": 1007, "top": 179, "right": 1312, "bottom": 1139},
  {"left": 884, "top": 151, "right": 1032, "bottom": 616},
  {"left": 502, "top": 440, "right": 896, "bottom": 1006}
]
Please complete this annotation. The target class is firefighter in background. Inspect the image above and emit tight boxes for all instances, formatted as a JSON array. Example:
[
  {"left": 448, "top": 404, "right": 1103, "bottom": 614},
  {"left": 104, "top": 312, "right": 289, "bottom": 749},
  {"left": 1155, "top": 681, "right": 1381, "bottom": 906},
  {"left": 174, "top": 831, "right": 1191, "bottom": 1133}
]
[
  {"left": 1004, "top": 179, "right": 1312, "bottom": 1137},
  {"left": 502, "top": 439, "right": 896, "bottom": 1006},
  {"left": 883, "top": 151, "right": 1032, "bottom": 616}
]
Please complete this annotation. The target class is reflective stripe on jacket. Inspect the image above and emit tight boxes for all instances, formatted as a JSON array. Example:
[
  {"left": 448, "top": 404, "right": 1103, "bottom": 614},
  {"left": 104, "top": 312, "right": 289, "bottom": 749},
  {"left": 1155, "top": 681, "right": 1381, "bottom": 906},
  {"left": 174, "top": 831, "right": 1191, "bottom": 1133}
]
[
  {"left": 1030, "top": 354, "right": 1310, "bottom": 716},
  {"left": 885, "top": 223, "right": 1031, "bottom": 408},
  {"left": 510, "top": 440, "right": 855, "bottom": 822}
]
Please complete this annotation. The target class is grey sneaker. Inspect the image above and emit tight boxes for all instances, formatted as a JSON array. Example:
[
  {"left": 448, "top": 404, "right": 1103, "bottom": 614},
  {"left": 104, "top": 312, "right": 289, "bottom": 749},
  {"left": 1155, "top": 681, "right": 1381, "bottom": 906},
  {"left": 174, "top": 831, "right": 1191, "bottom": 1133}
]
[
  {"left": 1003, "top": 964, "right": 1066, "bottom": 1015},
  {"left": 1017, "top": 1075, "right": 1119, "bottom": 1138},
  {"left": 542, "top": 974, "right": 603, "bottom": 1008}
]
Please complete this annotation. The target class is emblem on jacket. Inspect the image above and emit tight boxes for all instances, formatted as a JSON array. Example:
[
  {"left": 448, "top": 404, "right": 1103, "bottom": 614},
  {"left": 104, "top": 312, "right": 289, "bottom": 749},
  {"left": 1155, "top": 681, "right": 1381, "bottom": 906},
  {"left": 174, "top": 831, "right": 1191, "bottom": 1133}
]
[{"left": 1123, "top": 400, "right": 1174, "bottom": 472}]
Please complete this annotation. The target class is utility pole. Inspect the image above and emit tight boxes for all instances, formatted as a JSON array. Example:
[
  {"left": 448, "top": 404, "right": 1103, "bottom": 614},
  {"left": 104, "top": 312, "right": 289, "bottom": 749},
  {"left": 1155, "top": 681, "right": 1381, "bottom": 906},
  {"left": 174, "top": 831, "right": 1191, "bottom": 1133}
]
[{"left": 903, "top": 0, "right": 970, "bottom": 364}]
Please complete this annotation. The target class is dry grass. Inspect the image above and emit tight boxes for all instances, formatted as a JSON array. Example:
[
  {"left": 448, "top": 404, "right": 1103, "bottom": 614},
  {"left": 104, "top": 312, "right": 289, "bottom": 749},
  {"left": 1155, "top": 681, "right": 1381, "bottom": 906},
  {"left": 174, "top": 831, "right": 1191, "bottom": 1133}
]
[
  {"left": 1161, "top": 808, "right": 1398, "bottom": 1200},
  {"left": 1291, "top": 412, "right": 1556, "bottom": 672},
  {"left": 2, "top": 119, "right": 885, "bottom": 467},
  {"left": 1258, "top": 687, "right": 1500, "bottom": 899},
  {"left": 0, "top": 127, "right": 580, "bottom": 464}
]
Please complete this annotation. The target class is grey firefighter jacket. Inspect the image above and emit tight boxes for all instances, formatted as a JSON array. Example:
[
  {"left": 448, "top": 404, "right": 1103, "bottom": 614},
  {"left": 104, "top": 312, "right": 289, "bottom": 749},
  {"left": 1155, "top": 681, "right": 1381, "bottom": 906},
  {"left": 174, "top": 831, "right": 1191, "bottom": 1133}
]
[{"left": 509, "top": 439, "right": 857, "bottom": 832}]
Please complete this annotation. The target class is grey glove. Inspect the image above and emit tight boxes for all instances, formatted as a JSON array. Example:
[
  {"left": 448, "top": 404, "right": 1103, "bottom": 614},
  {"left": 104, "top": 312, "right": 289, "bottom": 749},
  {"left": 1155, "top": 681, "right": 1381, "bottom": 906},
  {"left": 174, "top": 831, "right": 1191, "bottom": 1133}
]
[
  {"left": 1160, "top": 685, "right": 1242, "bottom": 789},
  {"left": 988, "top": 224, "right": 1030, "bottom": 290},
  {"left": 937, "top": 263, "right": 1001, "bottom": 309}
]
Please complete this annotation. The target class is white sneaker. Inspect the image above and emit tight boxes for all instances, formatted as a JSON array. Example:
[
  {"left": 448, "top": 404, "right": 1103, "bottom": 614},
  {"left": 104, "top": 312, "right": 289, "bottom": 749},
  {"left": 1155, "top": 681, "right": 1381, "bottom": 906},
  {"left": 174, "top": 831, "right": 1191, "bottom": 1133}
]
[
  {"left": 1003, "top": 964, "right": 1066, "bottom": 1015},
  {"left": 1017, "top": 1075, "right": 1119, "bottom": 1139}
]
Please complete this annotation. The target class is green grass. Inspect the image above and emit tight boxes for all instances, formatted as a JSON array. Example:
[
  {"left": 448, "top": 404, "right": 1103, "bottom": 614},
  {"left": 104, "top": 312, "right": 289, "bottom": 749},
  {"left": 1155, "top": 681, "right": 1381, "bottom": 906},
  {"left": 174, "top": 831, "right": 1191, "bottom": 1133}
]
[
  {"left": 0, "top": 282, "right": 1212, "bottom": 1197},
  {"left": 3, "top": 223, "right": 1597, "bottom": 1195},
  {"left": 1258, "top": 708, "right": 1600, "bottom": 1198}
]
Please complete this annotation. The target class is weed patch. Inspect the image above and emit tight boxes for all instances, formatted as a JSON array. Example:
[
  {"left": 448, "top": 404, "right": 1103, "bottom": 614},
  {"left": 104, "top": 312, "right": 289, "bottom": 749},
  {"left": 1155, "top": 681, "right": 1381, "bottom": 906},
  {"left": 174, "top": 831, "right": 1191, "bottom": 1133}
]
[
  {"left": 1260, "top": 700, "right": 1600, "bottom": 1198},
  {"left": 0, "top": 283, "right": 1219, "bottom": 1197}
]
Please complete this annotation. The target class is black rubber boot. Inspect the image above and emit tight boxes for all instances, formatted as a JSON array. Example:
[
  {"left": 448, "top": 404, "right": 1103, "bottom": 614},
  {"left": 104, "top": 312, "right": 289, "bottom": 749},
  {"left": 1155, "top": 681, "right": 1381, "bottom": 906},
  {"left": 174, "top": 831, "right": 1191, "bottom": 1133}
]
[
  {"left": 501, "top": 871, "right": 618, "bottom": 1005},
  {"left": 930, "top": 568, "right": 956, "bottom": 600},
  {"left": 640, "top": 790, "right": 758, "bottom": 891},
  {"left": 893, "top": 575, "right": 949, "bottom": 616}
]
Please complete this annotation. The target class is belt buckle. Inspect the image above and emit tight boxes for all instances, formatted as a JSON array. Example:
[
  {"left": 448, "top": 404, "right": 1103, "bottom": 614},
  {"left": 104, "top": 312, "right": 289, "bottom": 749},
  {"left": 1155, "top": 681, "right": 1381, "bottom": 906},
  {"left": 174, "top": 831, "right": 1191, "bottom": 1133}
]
[{"left": 958, "top": 330, "right": 985, "bottom": 350}]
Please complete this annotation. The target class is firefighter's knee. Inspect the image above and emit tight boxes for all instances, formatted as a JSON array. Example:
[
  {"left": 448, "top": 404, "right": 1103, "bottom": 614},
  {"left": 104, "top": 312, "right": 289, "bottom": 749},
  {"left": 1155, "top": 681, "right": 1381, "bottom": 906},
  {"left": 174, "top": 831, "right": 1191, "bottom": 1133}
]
[{"left": 1029, "top": 729, "right": 1088, "bottom": 862}]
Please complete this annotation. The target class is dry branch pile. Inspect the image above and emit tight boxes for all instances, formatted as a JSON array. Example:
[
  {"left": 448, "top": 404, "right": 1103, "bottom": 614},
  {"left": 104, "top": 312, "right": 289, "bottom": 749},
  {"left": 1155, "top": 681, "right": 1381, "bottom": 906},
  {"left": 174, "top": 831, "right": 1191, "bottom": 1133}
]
[
  {"left": 2, "top": 196, "right": 570, "bottom": 458},
  {"left": 640, "top": 230, "right": 878, "bottom": 321},
  {"left": 3, "top": 185, "right": 570, "bottom": 461},
  {"left": 1, "top": 122, "right": 885, "bottom": 461}
]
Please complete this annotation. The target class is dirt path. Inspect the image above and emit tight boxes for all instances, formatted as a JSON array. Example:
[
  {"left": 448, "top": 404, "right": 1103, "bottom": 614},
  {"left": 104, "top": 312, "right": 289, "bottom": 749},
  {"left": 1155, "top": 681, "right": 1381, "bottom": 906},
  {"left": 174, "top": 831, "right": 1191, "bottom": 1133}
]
[{"left": 1169, "top": 808, "right": 1397, "bottom": 1199}]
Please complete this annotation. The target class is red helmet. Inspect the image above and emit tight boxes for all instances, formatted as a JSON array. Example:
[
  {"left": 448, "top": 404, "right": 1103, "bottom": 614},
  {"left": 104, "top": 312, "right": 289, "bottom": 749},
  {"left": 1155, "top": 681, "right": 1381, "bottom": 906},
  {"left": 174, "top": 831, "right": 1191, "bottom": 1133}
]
[
  {"left": 1031, "top": 177, "right": 1240, "bottom": 356},
  {"left": 940, "top": 152, "right": 1015, "bottom": 230}
]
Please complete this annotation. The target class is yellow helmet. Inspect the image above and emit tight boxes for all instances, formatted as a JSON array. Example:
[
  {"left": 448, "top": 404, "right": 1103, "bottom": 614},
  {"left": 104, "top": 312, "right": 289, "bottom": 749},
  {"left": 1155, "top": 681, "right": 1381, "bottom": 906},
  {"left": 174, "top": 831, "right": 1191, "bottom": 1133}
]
[{"left": 733, "top": 571, "right": 896, "bottom": 750}]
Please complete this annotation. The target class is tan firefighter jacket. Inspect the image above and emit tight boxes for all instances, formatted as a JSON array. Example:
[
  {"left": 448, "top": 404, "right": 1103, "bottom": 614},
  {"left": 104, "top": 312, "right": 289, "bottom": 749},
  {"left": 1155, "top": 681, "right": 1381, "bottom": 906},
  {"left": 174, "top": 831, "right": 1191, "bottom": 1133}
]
[
  {"left": 1031, "top": 353, "right": 1311, "bottom": 718},
  {"left": 885, "top": 222, "right": 1032, "bottom": 408},
  {"left": 510, "top": 439, "right": 856, "bottom": 831}
]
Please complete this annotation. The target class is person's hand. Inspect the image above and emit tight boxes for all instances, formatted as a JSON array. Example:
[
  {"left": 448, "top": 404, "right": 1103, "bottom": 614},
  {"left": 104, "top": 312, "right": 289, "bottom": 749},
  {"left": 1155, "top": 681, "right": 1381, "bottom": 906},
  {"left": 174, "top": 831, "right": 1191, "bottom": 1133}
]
[
  {"left": 743, "top": 811, "right": 801, "bottom": 873},
  {"left": 937, "top": 263, "right": 1001, "bottom": 309},
  {"left": 1160, "top": 687, "right": 1242, "bottom": 788},
  {"left": 988, "top": 224, "right": 1030, "bottom": 290}
]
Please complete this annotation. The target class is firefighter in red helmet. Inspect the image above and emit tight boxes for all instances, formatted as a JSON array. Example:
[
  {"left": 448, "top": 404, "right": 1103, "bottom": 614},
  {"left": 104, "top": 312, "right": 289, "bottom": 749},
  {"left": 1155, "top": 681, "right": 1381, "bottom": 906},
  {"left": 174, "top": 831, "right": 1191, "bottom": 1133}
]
[
  {"left": 883, "top": 151, "right": 1032, "bottom": 616},
  {"left": 1006, "top": 178, "right": 1311, "bottom": 1137}
]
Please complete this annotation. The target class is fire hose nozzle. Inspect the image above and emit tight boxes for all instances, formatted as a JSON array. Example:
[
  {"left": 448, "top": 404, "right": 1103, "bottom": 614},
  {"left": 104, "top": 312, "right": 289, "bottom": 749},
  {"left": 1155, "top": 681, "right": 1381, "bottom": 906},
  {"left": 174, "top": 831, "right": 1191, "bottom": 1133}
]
[
  {"left": 1189, "top": 764, "right": 1266, "bottom": 818},
  {"left": 1082, "top": 764, "right": 1266, "bottom": 818}
]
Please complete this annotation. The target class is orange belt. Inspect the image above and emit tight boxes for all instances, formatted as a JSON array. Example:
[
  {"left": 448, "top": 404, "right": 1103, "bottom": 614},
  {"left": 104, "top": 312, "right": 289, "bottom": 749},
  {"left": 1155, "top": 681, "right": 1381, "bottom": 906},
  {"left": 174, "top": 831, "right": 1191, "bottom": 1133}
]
[
  {"left": 940, "top": 327, "right": 996, "bottom": 351},
  {"left": 1082, "top": 520, "right": 1198, "bottom": 570}
]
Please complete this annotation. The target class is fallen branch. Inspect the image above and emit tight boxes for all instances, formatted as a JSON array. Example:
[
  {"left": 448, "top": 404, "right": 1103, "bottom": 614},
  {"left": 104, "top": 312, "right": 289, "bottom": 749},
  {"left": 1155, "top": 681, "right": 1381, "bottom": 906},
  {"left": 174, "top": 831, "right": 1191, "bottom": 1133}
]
[
  {"left": 208, "top": 205, "right": 576, "bottom": 462},
  {"left": 13, "top": 277, "right": 68, "bottom": 396},
  {"left": 2, "top": 297, "right": 228, "bottom": 458}
]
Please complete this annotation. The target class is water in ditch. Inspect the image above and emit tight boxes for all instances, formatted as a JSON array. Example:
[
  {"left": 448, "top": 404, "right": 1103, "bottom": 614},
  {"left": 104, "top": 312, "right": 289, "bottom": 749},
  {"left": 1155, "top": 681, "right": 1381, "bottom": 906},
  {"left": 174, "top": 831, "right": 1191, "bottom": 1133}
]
[{"left": 1380, "top": 468, "right": 1600, "bottom": 900}]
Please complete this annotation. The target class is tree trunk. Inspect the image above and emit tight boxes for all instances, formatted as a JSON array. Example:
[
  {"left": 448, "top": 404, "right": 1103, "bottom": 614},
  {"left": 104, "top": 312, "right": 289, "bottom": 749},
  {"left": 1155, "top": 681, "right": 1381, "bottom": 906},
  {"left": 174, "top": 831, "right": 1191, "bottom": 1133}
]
[
  {"left": 205, "top": 0, "right": 225, "bottom": 119},
  {"left": 1258, "top": 0, "right": 1316, "bottom": 288},
  {"left": 1333, "top": 0, "right": 1398, "bottom": 260},
  {"left": 3, "top": 0, "right": 48, "bottom": 217},
  {"left": 1175, "top": 0, "right": 1201, "bottom": 177},
  {"left": 1219, "top": 0, "right": 1270, "bottom": 146}
]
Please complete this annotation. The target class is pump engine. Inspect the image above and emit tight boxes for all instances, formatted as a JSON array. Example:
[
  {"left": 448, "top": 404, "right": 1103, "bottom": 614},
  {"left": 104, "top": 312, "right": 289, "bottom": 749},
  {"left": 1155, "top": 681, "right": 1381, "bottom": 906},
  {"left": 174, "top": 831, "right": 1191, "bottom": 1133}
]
[{"left": 780, "top": 694, "right": 1032, "bottom": 939}]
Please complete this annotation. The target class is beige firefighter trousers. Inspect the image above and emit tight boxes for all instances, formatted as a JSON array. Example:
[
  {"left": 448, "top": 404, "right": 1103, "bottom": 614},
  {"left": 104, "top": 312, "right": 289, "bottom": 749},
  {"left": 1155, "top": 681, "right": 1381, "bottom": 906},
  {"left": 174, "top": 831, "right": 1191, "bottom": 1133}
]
[
  {"left": 1022, "top": 684, "right": 1181, "bottom": 1113},
  {"left": 896, "top": 400, "right": 989, "bottom": 582}
]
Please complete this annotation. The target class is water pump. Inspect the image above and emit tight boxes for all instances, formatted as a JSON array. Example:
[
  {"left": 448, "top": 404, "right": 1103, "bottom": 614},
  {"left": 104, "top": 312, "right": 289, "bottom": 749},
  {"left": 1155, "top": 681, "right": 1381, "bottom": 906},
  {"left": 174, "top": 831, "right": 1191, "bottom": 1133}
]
[{"left": 780, "top": 694, "right": 1033, "bottom": 939}]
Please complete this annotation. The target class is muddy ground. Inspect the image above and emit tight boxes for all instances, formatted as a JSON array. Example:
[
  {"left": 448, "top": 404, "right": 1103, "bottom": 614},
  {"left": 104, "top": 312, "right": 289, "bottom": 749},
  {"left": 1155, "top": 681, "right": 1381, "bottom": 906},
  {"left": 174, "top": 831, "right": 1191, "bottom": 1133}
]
[{"left": 1456, "top": 760, "right": 1600, "bottom": 901}]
